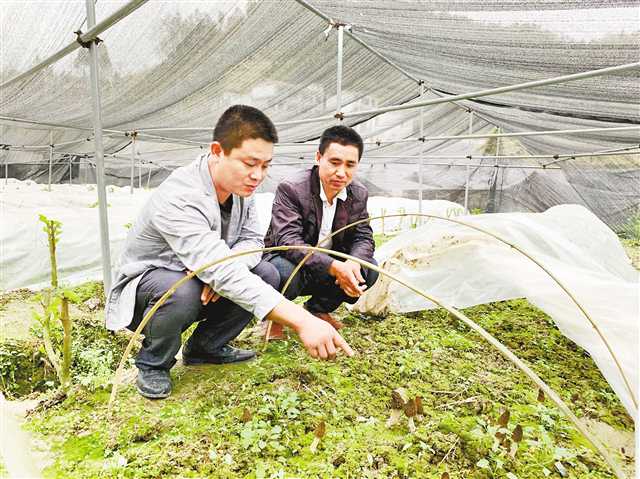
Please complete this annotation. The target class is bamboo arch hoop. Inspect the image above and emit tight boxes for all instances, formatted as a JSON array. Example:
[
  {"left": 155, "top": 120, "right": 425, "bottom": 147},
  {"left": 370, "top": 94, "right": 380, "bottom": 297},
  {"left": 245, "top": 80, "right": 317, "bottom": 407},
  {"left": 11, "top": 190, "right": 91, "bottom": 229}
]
[
  {"left": 108, "top": 245, "right": 625, "bottom": 478},
  {"left": 267, "top": 212, "right": 636, "bottom": 411}
]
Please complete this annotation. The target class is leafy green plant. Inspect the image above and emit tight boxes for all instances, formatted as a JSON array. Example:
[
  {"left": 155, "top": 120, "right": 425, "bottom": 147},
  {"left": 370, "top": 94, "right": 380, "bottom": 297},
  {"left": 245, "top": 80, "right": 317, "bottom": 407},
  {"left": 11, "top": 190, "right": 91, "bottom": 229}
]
[{"left": 32, "top": 214, "right": 77, "bottom": 391}]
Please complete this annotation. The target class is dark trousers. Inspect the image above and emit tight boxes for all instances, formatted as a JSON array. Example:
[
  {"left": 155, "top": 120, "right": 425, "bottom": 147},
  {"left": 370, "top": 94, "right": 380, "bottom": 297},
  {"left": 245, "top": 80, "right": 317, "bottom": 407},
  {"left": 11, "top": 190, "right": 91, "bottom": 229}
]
[
  {"left": 128, "top": 261, "right": 280, "bottom": 371},
  {"left": 267, "top": 255, "right": 379, "bottom": 314}
]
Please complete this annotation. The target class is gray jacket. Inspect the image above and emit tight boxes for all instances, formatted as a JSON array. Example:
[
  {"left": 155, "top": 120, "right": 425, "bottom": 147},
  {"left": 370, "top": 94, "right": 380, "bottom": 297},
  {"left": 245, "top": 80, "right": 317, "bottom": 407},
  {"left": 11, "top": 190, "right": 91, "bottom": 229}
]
[{"left": 105, "top": 154, "right": 282, "bottom": 330}]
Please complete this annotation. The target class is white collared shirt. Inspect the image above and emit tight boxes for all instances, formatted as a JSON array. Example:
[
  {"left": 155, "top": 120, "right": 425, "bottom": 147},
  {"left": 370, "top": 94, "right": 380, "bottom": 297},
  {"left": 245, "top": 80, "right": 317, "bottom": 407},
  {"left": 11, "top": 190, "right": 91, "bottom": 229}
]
[{"left": 318, "top": 178, "right": 348, "bottom": 248}]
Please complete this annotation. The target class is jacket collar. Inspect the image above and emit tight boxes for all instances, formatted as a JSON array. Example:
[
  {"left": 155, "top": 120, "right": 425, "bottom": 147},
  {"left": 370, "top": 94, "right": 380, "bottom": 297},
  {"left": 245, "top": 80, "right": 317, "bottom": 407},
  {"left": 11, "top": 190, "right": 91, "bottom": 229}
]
[
  {"left": 198, "top": 153, "right": 216, "bottom": 198},
  {"left": 198, "top": 153, "right": 242, "bottom": 233}
]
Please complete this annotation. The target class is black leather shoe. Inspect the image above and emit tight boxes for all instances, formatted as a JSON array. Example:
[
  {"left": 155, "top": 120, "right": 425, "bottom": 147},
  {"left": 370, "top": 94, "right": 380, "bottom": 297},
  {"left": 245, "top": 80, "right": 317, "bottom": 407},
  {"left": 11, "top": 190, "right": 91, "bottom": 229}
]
[
  {"left": 136, "top": 369, "right": 171, "bottom": 399},
  {"left": 183, "top": 344, "right": 256, "bottom": 365}
]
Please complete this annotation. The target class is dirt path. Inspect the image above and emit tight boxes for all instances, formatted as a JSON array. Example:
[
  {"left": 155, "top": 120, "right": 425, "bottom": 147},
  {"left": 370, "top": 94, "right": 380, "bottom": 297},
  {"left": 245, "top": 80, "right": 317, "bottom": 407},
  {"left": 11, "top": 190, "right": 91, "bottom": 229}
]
[{"left": 0, "top": 394, "right": 43, "bottom": 479}]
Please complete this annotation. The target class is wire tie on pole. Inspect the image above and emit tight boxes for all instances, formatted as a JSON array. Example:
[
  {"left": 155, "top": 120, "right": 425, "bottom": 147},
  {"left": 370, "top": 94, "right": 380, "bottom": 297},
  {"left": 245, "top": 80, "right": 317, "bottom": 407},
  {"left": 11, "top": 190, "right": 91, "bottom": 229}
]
[
  {"left": 553, "top": 154, "right": 559, "bottom": 160},
  {"left": 418, "top": 137, "right": 425, "bottom": 142},
  {"left": 74, "top": 30, "right": 102, "bottom": 49},
  {"left": 334, "top": 111, "right": 345, "bottom": 121},
  {"left": 322, "top": 21, "right": 334, "bottom": 40},
  {"left": 466, "top": 155, "right": 472, "bottom": 160}
]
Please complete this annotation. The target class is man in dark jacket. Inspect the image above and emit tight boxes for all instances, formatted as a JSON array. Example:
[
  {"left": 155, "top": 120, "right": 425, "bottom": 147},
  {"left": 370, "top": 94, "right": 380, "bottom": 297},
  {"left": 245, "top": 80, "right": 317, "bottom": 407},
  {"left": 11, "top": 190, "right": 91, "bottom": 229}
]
[{"left": 263, "top": 125, "right": 378, "bottom": 339}]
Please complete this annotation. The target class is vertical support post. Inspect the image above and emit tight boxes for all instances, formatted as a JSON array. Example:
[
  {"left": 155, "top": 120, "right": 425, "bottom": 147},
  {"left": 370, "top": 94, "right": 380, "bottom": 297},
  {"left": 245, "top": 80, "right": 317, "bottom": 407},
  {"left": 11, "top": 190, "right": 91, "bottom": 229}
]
[
  {"left": 69, "top": 156, "right": 73, "bottom": 185},
  {"left": 85, "top": 0, "right": 113, "bottom": 294},
  {"left": 48, "top": 131, "right": 54, "bottom": 191},
  {"left": 1, "top": 128, "right": 5, "bottom": 189},
  {"left": 464, "top": 165, "right": 470, "bottom": 212},
  {"left": 146, "top": 163, "right": 151, "bottom": 189},
  {"left": 418, "top": 83, "right": 425, "bottom": 222},
  {"left": 130, "top": 134, "right": 136, "bottom": 194},
  {"left": 487, "top": 126, "right": 500, "bottom": 214},
  {"left": 336, "top": 24, "right": 344, "bottom": 117},
  {"left": 464, "top": 111, "right": 474, "bottom": 211}
]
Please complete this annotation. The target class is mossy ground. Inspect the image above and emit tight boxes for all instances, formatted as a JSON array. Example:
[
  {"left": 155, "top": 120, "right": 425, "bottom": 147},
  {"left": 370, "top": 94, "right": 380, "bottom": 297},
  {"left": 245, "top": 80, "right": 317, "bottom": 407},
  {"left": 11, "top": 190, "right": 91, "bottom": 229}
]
[
  {"left": 4, "top": 240, "right": 637, "bottom": 479},
  {"left": 19, "top": 298, "right": 633, "bottom": 478}
]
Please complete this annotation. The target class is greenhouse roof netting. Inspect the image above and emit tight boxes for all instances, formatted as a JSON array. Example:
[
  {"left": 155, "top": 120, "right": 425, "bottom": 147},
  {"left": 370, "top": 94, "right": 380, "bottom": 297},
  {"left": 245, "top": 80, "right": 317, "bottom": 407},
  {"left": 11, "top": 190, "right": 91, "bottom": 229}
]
[{"left": 0, "top": 0, "right": 638, "bottom": 233}]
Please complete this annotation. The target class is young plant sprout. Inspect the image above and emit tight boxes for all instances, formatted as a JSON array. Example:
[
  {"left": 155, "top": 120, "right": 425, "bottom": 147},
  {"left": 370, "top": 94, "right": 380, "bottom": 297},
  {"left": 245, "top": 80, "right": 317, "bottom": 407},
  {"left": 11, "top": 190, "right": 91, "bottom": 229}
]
[{"left": 309, "top": 421, "right": 326, "bottom": 454}]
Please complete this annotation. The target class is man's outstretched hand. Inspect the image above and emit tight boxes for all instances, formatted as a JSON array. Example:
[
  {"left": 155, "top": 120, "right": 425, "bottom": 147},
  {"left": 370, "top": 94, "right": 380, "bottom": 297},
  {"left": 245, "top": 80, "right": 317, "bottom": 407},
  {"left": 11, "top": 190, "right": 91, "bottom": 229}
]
[
  {"left": 266, "top": 300, "right": 355, "bottom": 360},
  {"left": 295, "top": 315, "right": 354, "bottom": 360}
]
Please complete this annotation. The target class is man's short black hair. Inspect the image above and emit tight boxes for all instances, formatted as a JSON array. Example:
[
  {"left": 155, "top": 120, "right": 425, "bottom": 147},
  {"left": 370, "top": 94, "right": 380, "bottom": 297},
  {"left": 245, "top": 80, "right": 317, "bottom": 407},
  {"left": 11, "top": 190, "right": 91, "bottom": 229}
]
[
  {"left": 213, "top": 105, "right": 278, "bottom": 153},
  {"left": 318, "top": 125, "right": 364, "bottom": 160}
]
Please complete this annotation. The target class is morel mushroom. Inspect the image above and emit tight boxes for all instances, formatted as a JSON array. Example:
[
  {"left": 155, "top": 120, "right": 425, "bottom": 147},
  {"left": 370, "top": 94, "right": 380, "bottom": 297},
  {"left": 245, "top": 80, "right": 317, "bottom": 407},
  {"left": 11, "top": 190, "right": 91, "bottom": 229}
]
[
  {"left": 310, "top": 420, "right": 326, "bottom": 453},
  {"left": 403, "top": 398, "right": 417, "bottom": 433},
  {"left": 241, "top": 407, "right": 252, "bottom": 423},
  {"left": 415, "top": 395, "right": 424, "bottom": 420},
  {"left": 386, "top": 388, "right": 409, "bottom": 427}
]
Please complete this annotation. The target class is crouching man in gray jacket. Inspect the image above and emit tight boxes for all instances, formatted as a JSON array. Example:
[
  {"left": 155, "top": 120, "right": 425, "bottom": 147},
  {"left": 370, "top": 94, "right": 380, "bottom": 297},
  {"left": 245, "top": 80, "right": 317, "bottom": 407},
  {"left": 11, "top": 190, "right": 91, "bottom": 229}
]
[{"left": 106, "top": 105, "right": 354, "bottom": 399}]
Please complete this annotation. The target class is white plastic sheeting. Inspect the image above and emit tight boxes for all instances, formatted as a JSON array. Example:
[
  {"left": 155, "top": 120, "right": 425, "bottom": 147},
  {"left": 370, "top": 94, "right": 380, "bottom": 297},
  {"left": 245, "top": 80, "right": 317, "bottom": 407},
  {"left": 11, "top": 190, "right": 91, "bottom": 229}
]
[
  {"left": 1, "top": 180, "right": 152, "bottom": 290},
  {"left": 353, "top": 204, "right": 639, "bottom": 418},
  {"left": 0, "top": 179, "right": 464, "bottom": 291}
]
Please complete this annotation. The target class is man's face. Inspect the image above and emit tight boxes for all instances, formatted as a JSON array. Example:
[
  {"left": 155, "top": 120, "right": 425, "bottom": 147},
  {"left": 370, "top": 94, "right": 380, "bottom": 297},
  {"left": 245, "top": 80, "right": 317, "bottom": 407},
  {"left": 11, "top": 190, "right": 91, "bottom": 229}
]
[
  {"left": 210, "top": 138, "right": 273, "bottom": 197},
  {"left": 316, "top": 142, "right": 360, "bottom": 199}
]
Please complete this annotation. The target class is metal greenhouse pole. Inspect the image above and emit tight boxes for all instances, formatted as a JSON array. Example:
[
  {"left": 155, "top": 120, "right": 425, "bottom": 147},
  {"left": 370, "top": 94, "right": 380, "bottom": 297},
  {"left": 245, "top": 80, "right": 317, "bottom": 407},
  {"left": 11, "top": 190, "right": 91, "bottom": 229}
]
[
  {"left": 48, "top": 131, "right": 53, "bottom": 192},
  {"left": 293, "top": 0, "right": 421, "bottom": 84},
  {"left": 336, "top": 25, "right": 344, "bottom": 115},
  {"left": 464, "top": 111, "right": 473, "bottom": 211},
  {"left": 85, "top": 0, "right": 113, "bottom": 293},
  {"left": 4, "top": 115, "right": 636, "bottom": 148},
  {"left": 418, "top": 84, "right": 425, "bottom": 219},
  {"left": 130, "top": 134, "right": 136, "bottom": 194}
]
